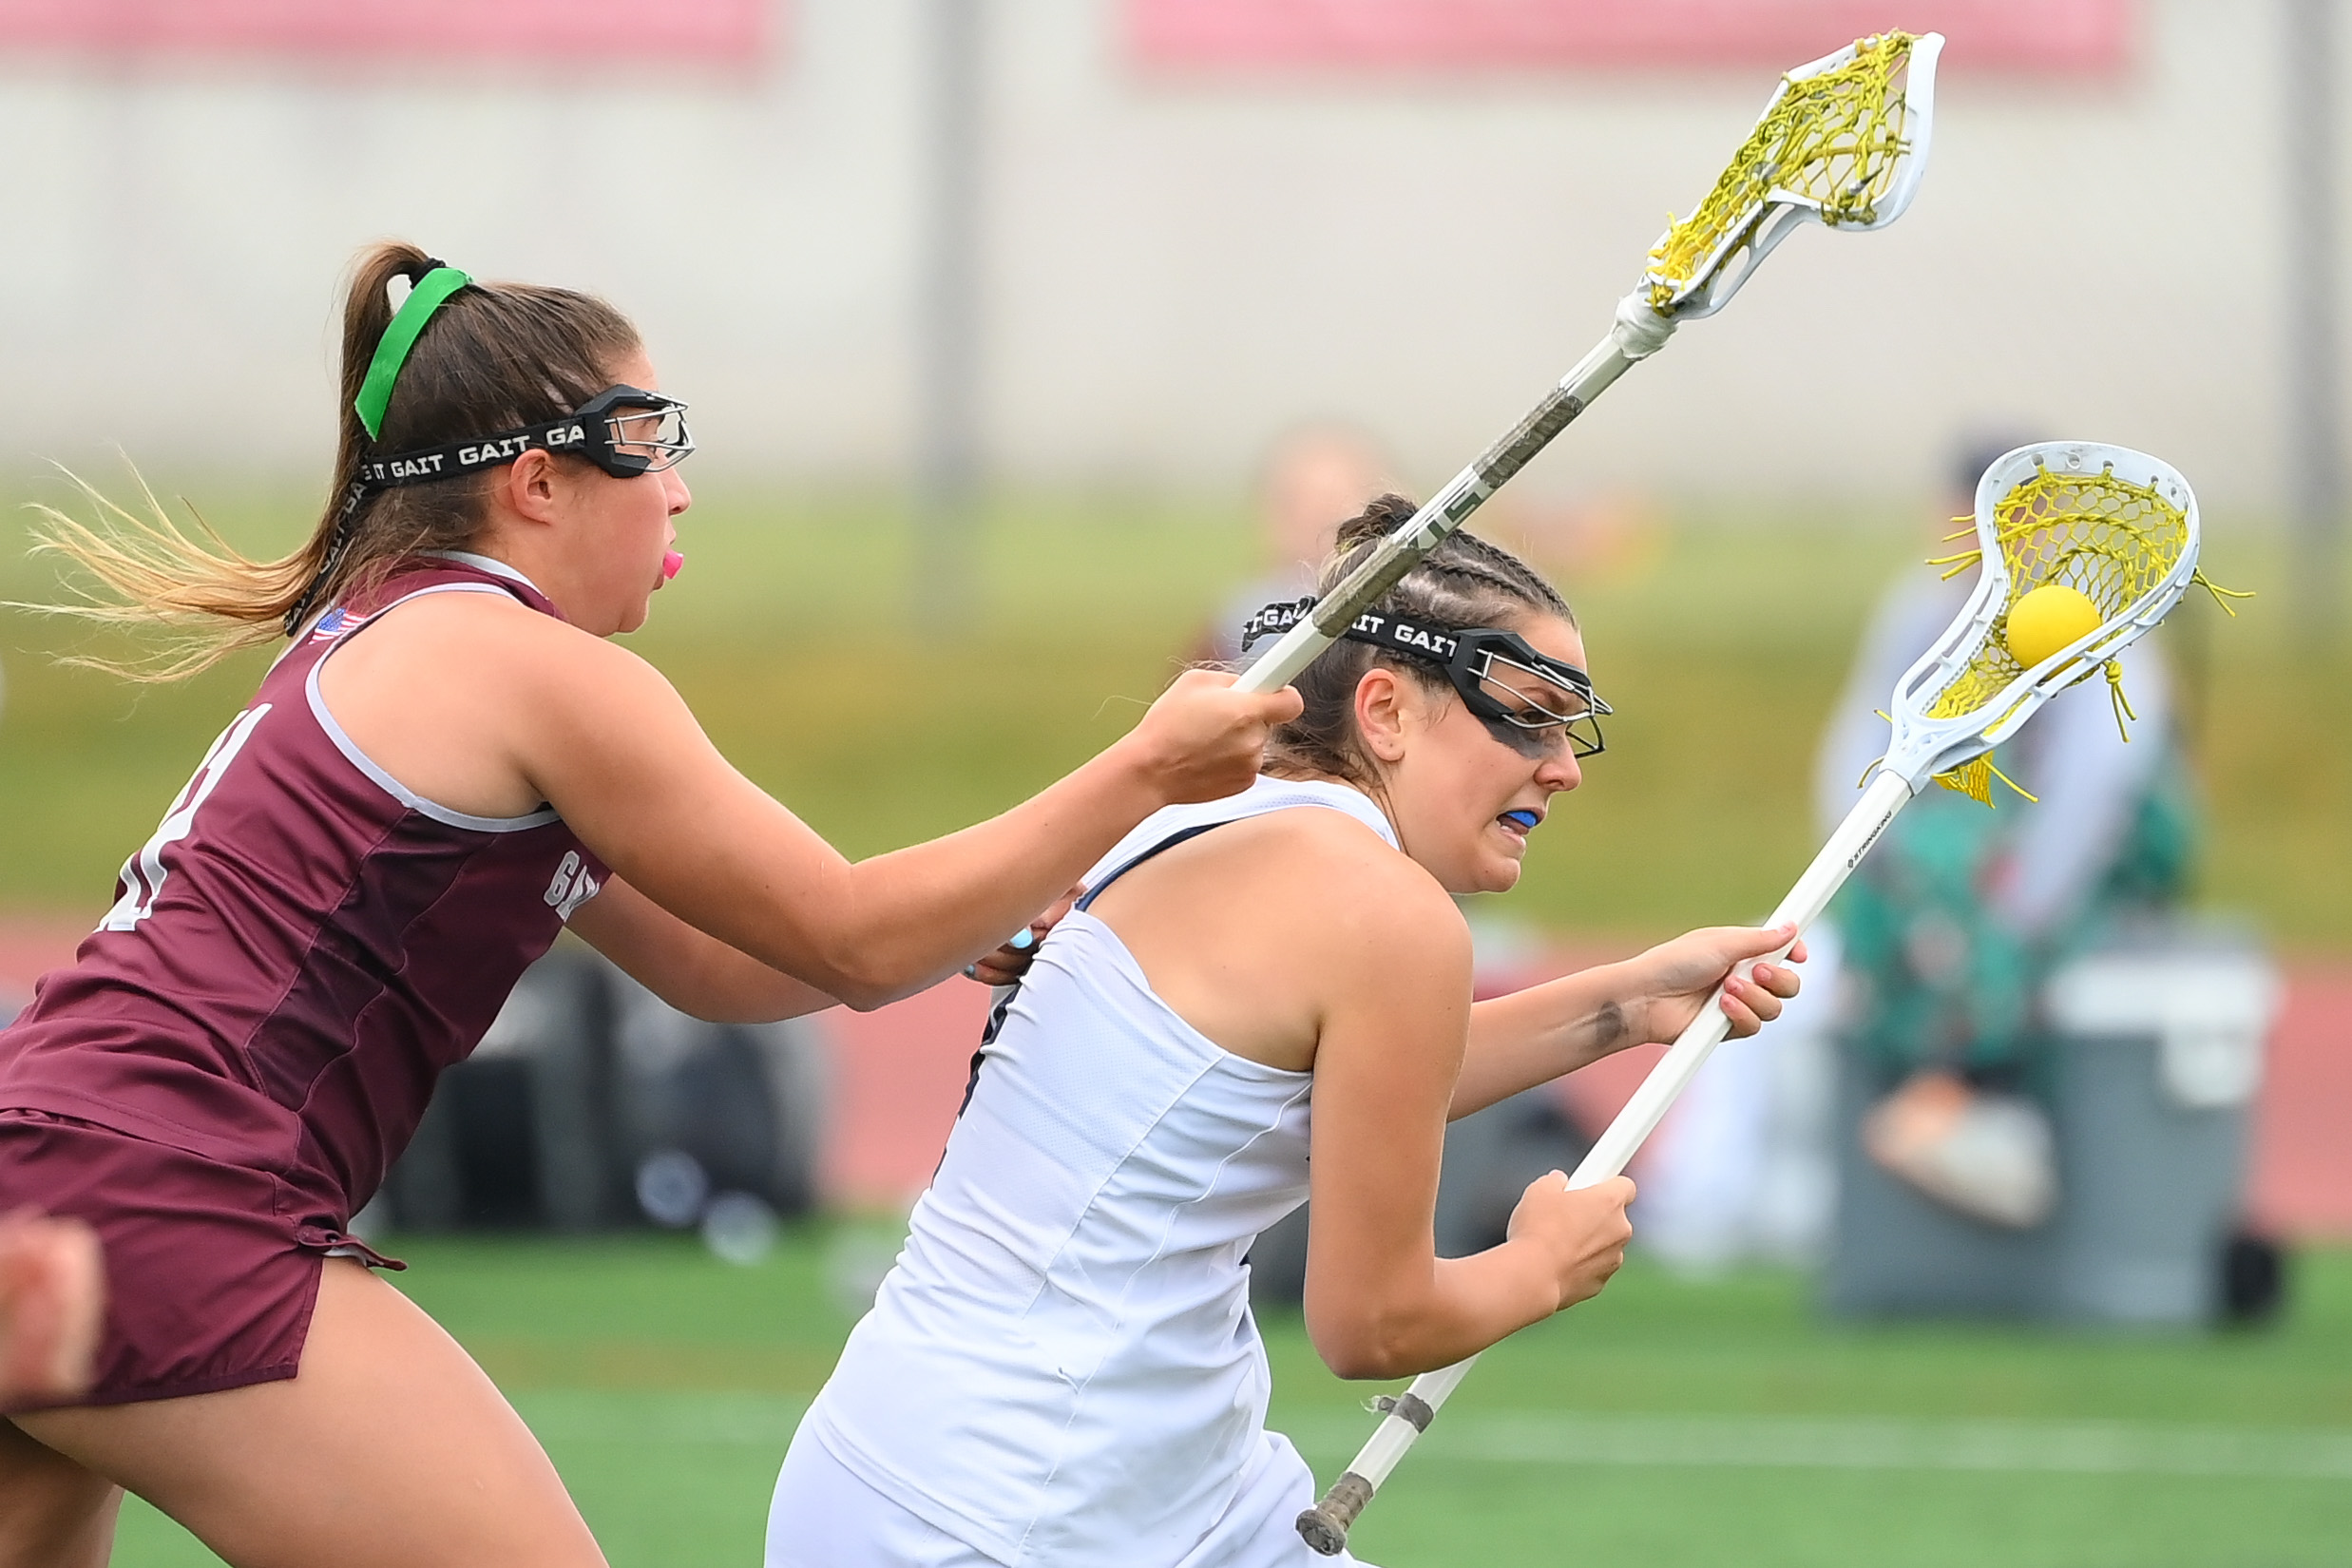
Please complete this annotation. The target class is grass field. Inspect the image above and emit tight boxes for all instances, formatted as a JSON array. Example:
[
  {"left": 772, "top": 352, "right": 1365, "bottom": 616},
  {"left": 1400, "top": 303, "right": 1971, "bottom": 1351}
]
[
  {"left": 107, "top": 1229, "right": 2352, "bottom": 1567},
  {"left": 9, "top": 479, "right": 2346, "bottom": 1563},
  {"left": 2, "top": 477, "right": 2347, "bottom": 946}
]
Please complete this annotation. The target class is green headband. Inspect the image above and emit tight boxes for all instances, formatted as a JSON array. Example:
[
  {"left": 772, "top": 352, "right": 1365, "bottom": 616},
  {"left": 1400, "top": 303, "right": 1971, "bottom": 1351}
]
[{"left": 353, "top": 263, "right": 472, "bottom": 440}]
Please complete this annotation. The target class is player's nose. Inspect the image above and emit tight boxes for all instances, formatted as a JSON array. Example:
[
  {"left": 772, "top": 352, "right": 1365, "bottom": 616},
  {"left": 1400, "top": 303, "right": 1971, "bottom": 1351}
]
[{"left": 1536, "top": 745, "right": 1581, "bottom": 794}]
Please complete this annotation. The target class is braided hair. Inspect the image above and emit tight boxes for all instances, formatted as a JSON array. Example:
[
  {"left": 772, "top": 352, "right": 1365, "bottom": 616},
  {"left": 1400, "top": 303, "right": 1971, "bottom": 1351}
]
[{"left": 1263, "top": 493, "right": 1575, "bottom": 788}]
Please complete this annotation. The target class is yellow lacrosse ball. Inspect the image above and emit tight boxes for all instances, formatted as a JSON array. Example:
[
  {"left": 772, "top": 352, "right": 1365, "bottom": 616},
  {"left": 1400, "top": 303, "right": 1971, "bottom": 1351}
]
[{"left": 2005, "top": 583, "right": 2102, "bottom": 668}]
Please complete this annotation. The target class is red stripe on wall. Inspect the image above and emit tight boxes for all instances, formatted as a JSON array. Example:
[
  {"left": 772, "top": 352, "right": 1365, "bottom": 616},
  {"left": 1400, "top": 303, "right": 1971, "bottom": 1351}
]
[
  {"left": 0, "top": 0, "right": 772, "bottom": 60},
  {"left": 2247, "top": 965, "right": 2352, "bottom": 1240},
  {"left": 1130, "top": 0, "right": 2132, "bottom": 74},
  {"left": 815, "top": 982, "right": 990, "bottom": 1211}
]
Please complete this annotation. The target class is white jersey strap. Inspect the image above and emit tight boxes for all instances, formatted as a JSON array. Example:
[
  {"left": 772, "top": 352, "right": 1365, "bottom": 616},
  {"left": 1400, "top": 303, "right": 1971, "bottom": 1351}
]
[
  {"left": 957, "top": 777, "right": 1391, "bottom": 1125},
  {"left": 1078, "top": 777, "right": 1396, "bottom": 898}
]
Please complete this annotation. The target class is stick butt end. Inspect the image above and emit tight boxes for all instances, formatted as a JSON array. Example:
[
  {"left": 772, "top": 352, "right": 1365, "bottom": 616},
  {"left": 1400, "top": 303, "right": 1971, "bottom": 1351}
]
[
  {"left": 1295, "top": 1471, "right": 1374, "bottom": 1557},
  {"left": 1295, "top": 1507, "right": 1350, "bottom": 1558}
]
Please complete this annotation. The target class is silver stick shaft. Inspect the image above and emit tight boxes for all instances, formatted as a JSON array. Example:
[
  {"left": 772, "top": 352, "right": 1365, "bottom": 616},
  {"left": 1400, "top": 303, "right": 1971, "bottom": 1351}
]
[{"left": 1233, "top": 319, "right": 1649, "bottom": 696}]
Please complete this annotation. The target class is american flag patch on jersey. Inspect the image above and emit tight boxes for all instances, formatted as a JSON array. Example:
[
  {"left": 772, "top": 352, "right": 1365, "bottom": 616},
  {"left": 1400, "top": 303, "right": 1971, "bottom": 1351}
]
[{"left": 308, "top": 606, "right": 370, "bottom": 643}]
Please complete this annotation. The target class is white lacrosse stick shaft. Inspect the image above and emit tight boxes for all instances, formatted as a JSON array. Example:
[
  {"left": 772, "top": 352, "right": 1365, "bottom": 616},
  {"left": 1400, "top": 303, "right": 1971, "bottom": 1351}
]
[{"left": 1295, "top": 769, "right": 1911, "bottom": 1549}]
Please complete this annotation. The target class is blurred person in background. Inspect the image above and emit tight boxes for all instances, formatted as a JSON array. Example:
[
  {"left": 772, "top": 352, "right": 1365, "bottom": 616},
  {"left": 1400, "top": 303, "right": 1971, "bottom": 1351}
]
[
  {"left": 1814, "top": 437, "right": 2197, "bottom": 1228},
  {"left": 1191, "top": 424, "right": 1393, "bottom": 666},
  {"left": 1632, "top": 924, "right": 1845, "bottom": 1274},
  {"left": 1636, "top": 437, "right": 2199, "bottom": 1266},
  {"left": 0, "top": 243, "right": 1294, "bottom": 1568}
]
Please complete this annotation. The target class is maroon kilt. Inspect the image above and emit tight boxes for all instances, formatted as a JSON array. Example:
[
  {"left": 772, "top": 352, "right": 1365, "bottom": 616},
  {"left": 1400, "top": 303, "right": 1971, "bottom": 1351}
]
[{"left": 0, "top": 1109, "right": 394, "bottom": 1409}]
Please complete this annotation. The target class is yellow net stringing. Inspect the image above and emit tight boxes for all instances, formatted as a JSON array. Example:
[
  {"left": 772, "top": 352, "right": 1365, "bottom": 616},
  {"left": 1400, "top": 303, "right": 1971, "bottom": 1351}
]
[
  {"left": 1645, "top": 32, "right": 1920, "bottom": 308},
  {"left": 1914, "top": 464, "right": 2230, "bottom": 805}
]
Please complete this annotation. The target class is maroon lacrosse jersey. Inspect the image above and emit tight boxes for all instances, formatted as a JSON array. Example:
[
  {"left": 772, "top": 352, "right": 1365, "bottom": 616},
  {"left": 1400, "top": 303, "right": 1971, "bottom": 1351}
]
[{"left": 0, "top": 555, "right": 606, "bottom": 1239}]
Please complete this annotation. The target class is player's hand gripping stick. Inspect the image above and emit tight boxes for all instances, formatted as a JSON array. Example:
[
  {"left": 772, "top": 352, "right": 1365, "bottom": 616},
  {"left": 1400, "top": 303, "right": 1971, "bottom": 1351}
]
[
  {"left": 1294, "top": 769, "right": 1903, "bottom": 1554},
  {"left": 1297, "top": 441, "right": 2216, "bottom": 1554},
  {"left": 1233, "top": 29, "right": 1943, "bottom": 700}
]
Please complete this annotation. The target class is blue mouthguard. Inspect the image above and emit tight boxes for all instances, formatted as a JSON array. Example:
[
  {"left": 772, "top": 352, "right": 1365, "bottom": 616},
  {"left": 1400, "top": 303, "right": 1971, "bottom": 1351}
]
[{"left": 1501, "top": 810, "right": 1541, "bottom": 832}]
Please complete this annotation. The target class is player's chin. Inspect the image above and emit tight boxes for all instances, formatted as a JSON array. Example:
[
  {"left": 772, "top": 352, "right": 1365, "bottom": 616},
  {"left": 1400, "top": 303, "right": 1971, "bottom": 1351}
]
[{"left": 1474, "top": 838, "right": 1527, "bottom": 892}]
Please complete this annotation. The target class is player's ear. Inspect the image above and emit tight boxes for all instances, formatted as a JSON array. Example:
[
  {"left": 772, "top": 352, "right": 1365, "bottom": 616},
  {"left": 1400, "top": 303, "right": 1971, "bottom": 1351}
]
[
  {"left": 499, "top": 449, "right": 564, "bottom": 526},
  {"left": 1353, "top": 666, "right": 1411, "bottom": 763}
]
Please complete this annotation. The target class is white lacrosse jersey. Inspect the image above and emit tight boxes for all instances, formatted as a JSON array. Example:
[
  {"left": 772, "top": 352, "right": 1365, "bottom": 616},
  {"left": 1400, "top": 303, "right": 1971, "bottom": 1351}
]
[{"left": 788, "top": 776, "right": 1396, "bottom": 1566}]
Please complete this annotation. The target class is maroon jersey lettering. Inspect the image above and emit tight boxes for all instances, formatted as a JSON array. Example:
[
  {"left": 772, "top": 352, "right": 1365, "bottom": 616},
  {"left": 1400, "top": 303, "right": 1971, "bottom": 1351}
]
[{"left": 0, "top": 555, "right": 608, "bottom": 1233}]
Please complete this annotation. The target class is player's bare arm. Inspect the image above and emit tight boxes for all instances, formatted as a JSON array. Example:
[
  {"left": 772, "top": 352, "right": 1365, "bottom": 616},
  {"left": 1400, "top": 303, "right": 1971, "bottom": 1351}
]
[
  {"left": 1289, "top": 848, "right": 1629, "bottom": 1379},
  {"left": 320, "top": 581, "right": 1295, "bottom": 1010},
  {"left": 1081, "top": 795, "right": 1631, "bottom": 1380},
  {"left": 1450, "top": 925, "right": 1807, "bottom": 1119},
  {"left": 564, "top": 877, "right": 838, "bottom": 1024}
]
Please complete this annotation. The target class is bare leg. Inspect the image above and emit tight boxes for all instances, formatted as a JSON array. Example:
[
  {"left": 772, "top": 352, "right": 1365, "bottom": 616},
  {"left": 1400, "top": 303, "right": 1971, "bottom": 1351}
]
[
  {"left": 0, "top": 1415, "right": 119, "bottom": 1568},
  {"left": 15, "top": 1258, "right": 604, "bottom": 1568}
]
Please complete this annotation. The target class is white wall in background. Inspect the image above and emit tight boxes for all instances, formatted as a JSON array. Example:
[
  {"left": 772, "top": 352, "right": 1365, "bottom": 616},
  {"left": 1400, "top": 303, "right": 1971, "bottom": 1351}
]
[{"left": 0, "top": 0, "right": 2328, "bottom": 511}]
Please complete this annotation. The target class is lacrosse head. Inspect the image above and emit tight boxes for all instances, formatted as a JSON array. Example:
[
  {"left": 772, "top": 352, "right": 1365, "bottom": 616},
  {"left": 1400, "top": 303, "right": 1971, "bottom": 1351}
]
[
  {"left": 1880, "top": 442, "right": 2200, "bottom": 802},
  {"left": 1644, "top": 30, "right": 1942, "bottom": 319}
]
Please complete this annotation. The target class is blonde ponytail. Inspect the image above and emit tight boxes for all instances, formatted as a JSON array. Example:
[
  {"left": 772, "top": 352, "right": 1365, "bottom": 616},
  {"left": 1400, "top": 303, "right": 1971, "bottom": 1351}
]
[{"left": 19, "top": 468, "right": 316, "bottom": 679}]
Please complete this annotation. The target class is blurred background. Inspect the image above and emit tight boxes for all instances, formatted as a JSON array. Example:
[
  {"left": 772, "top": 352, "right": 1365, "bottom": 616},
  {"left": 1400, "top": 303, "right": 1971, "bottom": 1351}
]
[{"left": 2, "top": 0, "right": 2350, "bottom": 1563}]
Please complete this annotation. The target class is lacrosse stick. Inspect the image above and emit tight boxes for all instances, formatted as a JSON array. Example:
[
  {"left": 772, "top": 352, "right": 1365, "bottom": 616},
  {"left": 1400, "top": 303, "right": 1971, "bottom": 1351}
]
[
  {"left": 1236, "top": 29, "right": 1943, "bottom": 699},
  {"left": 1297, "top": 441, "right": 2213, "bottom": 1554}
]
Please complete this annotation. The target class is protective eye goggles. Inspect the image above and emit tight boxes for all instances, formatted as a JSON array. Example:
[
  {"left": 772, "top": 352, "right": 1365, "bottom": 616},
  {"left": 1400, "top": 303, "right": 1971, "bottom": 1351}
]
[
  {"left": 349, "top": 384, "right": 694, "bottom": 498},
  {"left": 1242, "top": 598, "right": 1610, "bottom": 759},
  {"left": 288, "top": 386, "right": 696, "bottom": 636}
]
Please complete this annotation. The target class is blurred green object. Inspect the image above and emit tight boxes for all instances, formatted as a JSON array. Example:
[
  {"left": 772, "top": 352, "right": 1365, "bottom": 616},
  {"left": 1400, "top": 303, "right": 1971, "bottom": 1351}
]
[
  {"left": 1835, "top": 791, "right": 2043, "bottom": 1080},
  {"left": 109, "top": 1232, "right": 2352, "bottom": 1566},
  {"left": 1832, "top": 755, "right": 2200, "bottom": 1085},
  {"left": 0, "top": 482, "right": 2344, "bottom": 945}
]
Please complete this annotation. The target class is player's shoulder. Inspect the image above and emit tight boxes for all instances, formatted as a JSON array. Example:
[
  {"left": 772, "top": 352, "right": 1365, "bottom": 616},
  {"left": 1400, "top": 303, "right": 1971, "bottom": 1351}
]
[
  {"left": 360, "top": 577, "right": 624, "bottom": 661},
  {"left": 1221, "top": 798, "right": 1464, "bottom": 950},
  {"left": 339, "top": 576, "right": 667, "bottom": 713},
  {"left": 361, "top": 575, "right": 565, "bottom": 635}
]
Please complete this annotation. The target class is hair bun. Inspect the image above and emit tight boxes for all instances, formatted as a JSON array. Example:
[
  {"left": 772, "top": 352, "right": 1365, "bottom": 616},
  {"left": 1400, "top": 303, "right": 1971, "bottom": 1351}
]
[
  {"left": 1333, "top": 492, "right": 1419, "bottom": 550},
  {"left": 1269, "top": 489, "right": 1573, "bottom": 790}
]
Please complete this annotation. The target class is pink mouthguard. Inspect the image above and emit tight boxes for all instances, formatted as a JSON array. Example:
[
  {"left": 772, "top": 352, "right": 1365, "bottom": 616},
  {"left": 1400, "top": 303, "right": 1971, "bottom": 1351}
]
[{"left": 660, "top": 549, "right": 684, "bottom": 582}]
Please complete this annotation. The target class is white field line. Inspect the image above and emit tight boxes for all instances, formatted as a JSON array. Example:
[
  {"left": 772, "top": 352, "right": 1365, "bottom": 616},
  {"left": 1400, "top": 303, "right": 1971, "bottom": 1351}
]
[
  {"left": 510, "top": 1390, "right": 2352, "bottom": 1482},
  {"left": 513, "top": 1389, "right": 812, "bottom": 1447},
  {"left": 1285, "top": 1411, "right": 2352, "bottom": 1481}
]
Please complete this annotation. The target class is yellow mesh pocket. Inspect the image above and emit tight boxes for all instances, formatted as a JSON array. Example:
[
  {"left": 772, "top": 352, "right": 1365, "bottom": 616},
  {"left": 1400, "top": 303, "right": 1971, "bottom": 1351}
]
[
  {"left": 1920, "top": 465, "right": 2204, "bottom": 803},
  {"left": 1645, "top": 32, "right": 1922, "bottom": 307}
]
